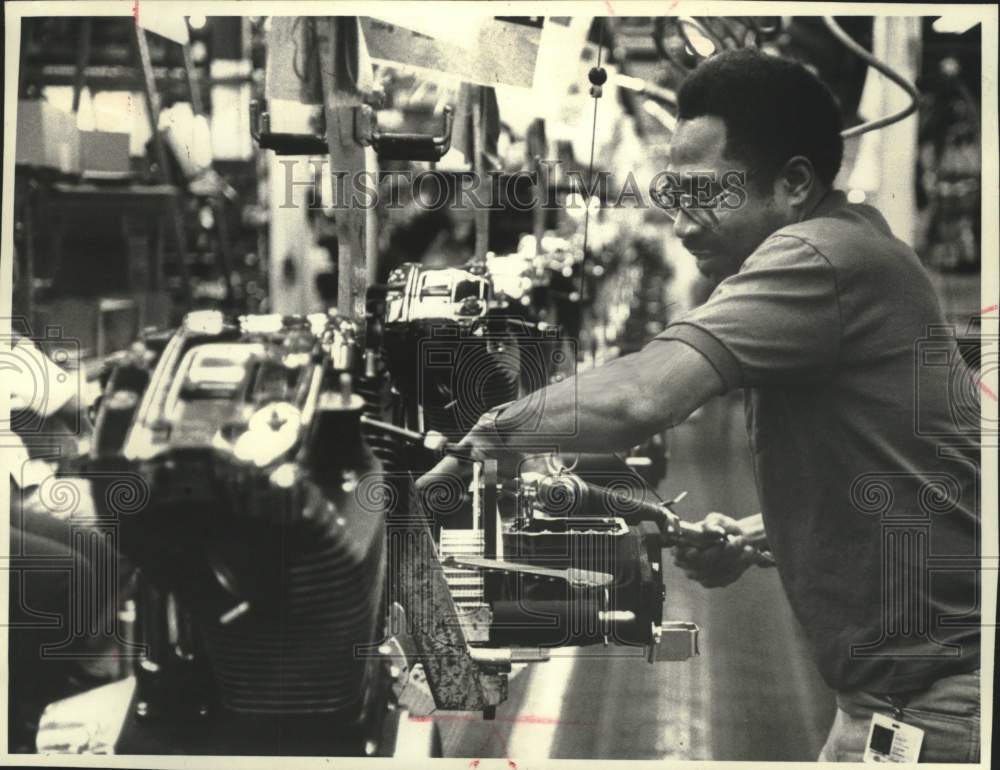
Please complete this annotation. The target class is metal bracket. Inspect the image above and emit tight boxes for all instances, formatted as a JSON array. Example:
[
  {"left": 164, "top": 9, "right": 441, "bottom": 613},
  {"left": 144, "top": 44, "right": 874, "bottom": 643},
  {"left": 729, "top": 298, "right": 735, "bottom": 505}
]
[
  {"left": 249, "top": 99, "right": 328, "bottom": 155},
  {"left": 648, "top": 621, "right": 700, "bottom": 662},
  {"left": 354, "top": 104, "right": 454, "bottom": 161},
  {"left": 381, "top": 631, "right": 437, "bottom": 718}
]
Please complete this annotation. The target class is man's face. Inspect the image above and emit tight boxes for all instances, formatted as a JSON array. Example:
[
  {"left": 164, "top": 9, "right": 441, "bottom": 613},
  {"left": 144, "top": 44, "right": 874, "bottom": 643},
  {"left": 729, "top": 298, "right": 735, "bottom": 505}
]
[{"left": 664, "top": 116, "right": 787, "bottom": 282}]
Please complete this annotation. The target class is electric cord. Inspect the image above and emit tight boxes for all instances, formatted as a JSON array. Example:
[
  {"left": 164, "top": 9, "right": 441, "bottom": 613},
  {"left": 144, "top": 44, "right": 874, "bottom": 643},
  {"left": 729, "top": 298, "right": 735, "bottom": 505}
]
[
  {"left": 650, "top": 16, "right": 920, "bottom": 141},
  {"left": 823, "top": 16, "right": 921, "bottom": 139}
]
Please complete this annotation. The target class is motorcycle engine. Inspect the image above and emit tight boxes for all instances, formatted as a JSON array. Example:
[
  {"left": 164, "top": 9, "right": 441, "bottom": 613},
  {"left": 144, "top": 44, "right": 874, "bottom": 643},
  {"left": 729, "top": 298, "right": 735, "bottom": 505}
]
[{"left": 86, "top": 311, "right": 388, "bottom": 733}]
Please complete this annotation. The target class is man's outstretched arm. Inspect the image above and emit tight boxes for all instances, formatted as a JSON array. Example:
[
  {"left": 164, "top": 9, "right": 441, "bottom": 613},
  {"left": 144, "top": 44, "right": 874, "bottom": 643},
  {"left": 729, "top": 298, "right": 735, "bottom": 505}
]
[
  {"left": 418, "top": 337, "right": 764, "bottom": 587},
  {"left": 499, "top": 337, "right": 728, "bottom": 453},
  {"left": 420, "top": 337, "right": 728, "bottom": 486}
]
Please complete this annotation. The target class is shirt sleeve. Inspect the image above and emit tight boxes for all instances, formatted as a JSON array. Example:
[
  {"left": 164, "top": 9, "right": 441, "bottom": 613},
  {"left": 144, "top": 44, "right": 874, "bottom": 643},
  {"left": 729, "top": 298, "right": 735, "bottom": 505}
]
[{"left": 654, "top": 234, "right": 842, "bottom": 389}]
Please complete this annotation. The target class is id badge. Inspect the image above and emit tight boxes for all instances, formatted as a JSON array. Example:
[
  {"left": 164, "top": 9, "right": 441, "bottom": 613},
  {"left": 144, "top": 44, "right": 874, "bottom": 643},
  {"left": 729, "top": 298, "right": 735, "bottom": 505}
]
[{"left": 863, "top": 711, "right": 925, "bottom": 763}]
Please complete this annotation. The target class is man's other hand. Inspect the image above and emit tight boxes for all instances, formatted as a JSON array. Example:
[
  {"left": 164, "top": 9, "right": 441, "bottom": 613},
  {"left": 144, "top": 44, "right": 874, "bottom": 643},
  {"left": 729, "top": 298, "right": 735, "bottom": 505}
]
[{"left": 673, "top": 512, "right": 758, "bottom": 588}]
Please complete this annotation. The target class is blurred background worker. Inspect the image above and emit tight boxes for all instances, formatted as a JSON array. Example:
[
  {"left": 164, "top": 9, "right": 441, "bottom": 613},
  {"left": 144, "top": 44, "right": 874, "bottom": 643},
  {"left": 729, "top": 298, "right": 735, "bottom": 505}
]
[
  {"left": 6, "top": 256, "right": 126, "bottom": 751},
  {"left": 423, "top": 49, "right": 980, "bottom": 763}
]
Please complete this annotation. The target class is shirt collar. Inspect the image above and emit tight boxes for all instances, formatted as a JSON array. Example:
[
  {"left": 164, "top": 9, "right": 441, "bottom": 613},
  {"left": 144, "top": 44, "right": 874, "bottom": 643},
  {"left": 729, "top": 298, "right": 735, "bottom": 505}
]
[{"left": 804, "top": 188, "right": 846, "bottom": 220}]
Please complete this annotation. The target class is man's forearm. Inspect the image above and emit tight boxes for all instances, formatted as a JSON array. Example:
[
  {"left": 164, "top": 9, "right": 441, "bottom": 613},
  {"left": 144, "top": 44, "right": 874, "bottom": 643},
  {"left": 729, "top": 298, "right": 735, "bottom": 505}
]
[
  {"left": 496, "top": 356, "right": 651, "bottom": 453},
  {"left": 492, "top": 339, "right": 726, "bottom": 454}
]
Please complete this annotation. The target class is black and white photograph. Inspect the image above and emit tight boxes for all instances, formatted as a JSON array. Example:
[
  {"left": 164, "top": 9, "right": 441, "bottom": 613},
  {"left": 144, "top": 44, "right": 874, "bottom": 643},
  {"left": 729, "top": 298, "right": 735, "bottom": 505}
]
[{"left": 1, "top": 2, "right": 996, "bottom": 765}]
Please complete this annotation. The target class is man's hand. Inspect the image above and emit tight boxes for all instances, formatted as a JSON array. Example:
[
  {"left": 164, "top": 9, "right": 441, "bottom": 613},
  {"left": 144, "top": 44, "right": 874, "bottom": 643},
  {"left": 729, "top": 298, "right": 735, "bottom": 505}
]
[
  {"left": 414, "top": 428, "right": 490, "bottom": 496},
  {"left": 673, "top": 512, "right": 759, "bottom": 588},
  {"left": 414, "top": 410, "right": 522, "bottom": 506}
]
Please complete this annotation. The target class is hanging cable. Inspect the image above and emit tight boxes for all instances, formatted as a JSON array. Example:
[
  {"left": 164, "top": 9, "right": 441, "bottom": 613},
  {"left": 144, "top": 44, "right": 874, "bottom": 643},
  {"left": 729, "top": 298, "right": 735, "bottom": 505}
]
[
  {"left": 578, "top": 21, "right": 608, "bottom": 301},
  {"left": 823, "top": 16, "right": 920, "bottom": 139},
  {"left": 650, "top": 16, "right": 918, "bottom": 140}
]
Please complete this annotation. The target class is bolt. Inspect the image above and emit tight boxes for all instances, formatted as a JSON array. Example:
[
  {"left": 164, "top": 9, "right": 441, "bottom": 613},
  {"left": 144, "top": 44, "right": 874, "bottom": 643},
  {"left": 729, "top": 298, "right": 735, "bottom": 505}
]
[{"left": 340, "top": 372, "right": 353, "bottom": 407}]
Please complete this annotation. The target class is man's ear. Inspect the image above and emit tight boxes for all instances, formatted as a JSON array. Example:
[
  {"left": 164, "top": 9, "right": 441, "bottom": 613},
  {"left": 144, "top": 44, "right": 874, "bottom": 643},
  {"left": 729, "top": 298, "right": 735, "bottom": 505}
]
[{"left": 779, "top": 155, "right": 816, "bottom": 207}]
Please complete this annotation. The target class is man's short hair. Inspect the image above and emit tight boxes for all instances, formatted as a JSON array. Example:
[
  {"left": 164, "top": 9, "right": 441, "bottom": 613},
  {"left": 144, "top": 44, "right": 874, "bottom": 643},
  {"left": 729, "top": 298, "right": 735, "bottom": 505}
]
[{"left": 676, "top": 48, "right": 844, "bottom": 188}]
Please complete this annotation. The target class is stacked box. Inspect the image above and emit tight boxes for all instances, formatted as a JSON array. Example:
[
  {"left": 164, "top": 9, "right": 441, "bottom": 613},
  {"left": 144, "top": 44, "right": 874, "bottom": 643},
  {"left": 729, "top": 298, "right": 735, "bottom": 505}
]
[{"left": 16, "top": 100, "right": 81, "bottom": 174}]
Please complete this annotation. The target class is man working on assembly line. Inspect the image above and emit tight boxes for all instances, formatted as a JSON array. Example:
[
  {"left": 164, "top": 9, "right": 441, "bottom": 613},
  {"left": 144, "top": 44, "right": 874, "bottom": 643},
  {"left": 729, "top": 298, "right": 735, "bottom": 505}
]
[{"left": 420, "top": 49, "right": 981, "bottom": 762}]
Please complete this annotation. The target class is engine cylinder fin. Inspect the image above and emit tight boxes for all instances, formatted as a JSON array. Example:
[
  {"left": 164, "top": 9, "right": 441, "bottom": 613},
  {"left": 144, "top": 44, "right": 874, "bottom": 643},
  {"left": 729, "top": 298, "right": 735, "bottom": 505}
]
[{"left": 197, "top": 525, "right": 384, "bottom": 716}]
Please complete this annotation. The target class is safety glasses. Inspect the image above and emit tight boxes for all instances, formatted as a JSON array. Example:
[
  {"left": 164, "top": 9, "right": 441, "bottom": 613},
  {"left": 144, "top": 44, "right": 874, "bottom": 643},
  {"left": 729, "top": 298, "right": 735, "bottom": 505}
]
[{"left": 651, "top": 171, "right": 752, "bottom": 229}]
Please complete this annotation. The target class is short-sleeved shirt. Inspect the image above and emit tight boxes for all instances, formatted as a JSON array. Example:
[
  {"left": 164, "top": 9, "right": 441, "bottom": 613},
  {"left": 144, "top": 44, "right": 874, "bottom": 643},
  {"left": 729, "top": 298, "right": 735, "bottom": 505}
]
[{"left": 655, "top": 189, "right": 980, "bottom": 694}]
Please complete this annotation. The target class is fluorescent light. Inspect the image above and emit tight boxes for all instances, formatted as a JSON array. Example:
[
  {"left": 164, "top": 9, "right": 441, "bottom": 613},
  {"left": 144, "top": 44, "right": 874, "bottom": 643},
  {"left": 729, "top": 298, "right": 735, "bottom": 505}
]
[
  {"left": 188, "top": 16, "right": 207, "bottom": 31},
  {"left": 679, "top": 18, "right": 717, "bottom": 57},
  {"left": 184, "top": 310, "right": 225, "bottom": 335},
  {"left": 614, "top": 74, "right": 645, "bottom": 92},
  {"left": 932, "top": 17, "right": 979, "bottom": 35}
]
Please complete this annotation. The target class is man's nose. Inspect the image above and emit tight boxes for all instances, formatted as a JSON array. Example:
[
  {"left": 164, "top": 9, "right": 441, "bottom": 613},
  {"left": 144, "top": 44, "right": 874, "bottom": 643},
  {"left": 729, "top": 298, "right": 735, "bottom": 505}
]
[{"left": 672, "top": 210, "right": 704, "bottom": 240}]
